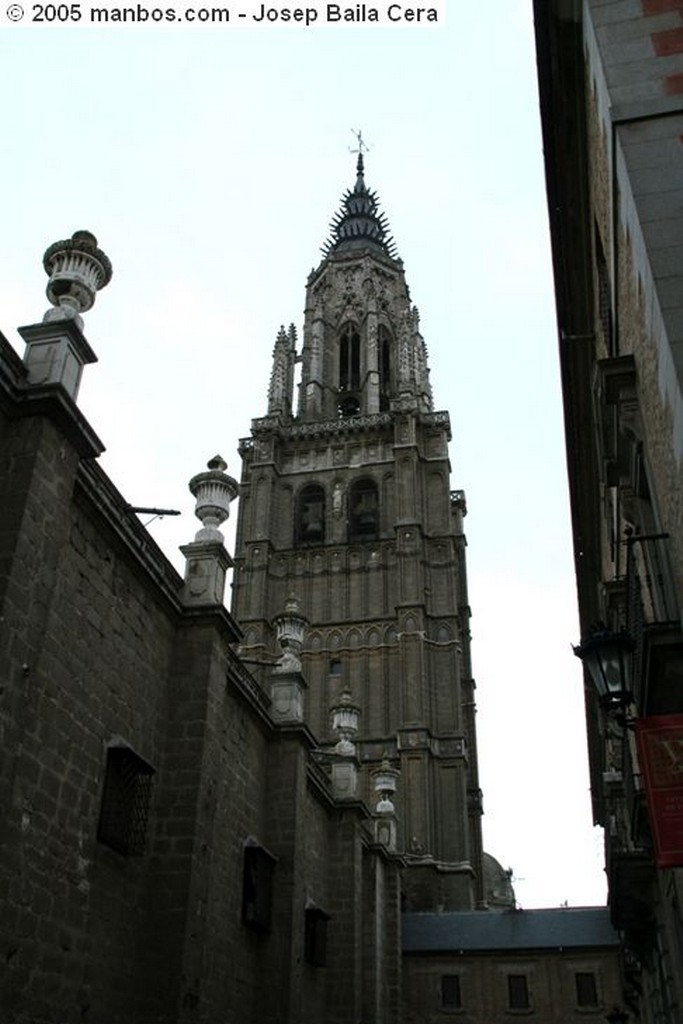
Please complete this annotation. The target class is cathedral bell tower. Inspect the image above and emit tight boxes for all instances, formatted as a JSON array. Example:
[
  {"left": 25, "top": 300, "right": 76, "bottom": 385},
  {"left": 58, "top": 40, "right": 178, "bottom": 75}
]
[{"left": 233, "top": 154, "right": 484, "bottom": 911}]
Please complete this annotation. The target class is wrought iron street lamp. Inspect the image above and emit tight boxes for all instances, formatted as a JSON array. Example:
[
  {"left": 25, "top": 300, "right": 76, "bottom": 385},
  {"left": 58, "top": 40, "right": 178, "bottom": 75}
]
[{"left": 573, "top": 625, "right": 634, "bottom": 709}]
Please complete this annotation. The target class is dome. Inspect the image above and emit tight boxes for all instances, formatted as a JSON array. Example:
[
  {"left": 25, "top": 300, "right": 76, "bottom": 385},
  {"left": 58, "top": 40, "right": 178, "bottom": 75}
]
[{"left": 483, "top": 852, "right": 516, "bottom": 908}]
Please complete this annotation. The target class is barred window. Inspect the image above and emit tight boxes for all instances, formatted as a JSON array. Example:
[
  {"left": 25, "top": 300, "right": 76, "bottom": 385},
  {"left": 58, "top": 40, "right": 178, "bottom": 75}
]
[
  {"left": 441, "top": 974, "right": 461, "bottom": 1009},
  {"left": 97, "top": 745, "right": 154, "bottom": 856},
  {"left": 575, "top": 971, "right": 598, "bottom": 1007},
  {"left": 242, "top": 842, "right": 276, "bottom": 932},
  {"left": 305, "top": 905, "right": 330, "bottom": 967},
  {"left": 507, "top": 974, "right": 530, "bottom": 1010}
]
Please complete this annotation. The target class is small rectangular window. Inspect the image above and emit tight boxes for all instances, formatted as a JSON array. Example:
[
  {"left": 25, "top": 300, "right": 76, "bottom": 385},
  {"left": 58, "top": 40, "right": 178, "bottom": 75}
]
[
  {"left": 242, "top": 843, "right": 276, "bottom": 932},
  {"left": 575, "top": 971, "right": 598, "bottom": 1007},
  {"left": 305, "top": 906, "right": 330, "bottom": 967},
  {"left": 441, "top": 974, "right": 461, "bottom": 1009},
  {"left": 507, "top": 974, "right": 529, "bottom": 1010},
  {"left": 97, "top": 745, "right": 154, "bottom": 856}
]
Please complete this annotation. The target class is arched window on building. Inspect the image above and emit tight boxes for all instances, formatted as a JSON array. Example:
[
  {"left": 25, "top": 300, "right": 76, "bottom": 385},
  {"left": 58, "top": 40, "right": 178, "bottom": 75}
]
[
  {"left": 348, "top": 478, "right": 379, "bottom": 542},
  {"left": 295, "top": 484, "right": 325, "bottom": 546},
  {"left": 378, "top": 324, "right": 392, "bottom": 412},
  {"left": 338, "top": 322, "right": 361, "bottom": 416}
]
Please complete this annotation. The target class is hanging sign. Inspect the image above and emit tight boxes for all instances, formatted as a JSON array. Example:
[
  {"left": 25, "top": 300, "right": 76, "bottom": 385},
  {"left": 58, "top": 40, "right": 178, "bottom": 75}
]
[{"left": 635, "top": 714, "right": 683, "bottom": 868}]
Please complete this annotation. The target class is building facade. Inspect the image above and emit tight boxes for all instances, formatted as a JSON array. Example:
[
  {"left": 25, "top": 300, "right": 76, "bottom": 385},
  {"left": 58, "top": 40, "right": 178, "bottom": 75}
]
[
  {"left": 402, "top": 907, "right": 622, "bottom": 1024},
  {"left": 534, "top": 2, "right": 683, "bottom": 1021},
  {"left": 0, "top": 153, "right": 629, "bottom": 1023}
]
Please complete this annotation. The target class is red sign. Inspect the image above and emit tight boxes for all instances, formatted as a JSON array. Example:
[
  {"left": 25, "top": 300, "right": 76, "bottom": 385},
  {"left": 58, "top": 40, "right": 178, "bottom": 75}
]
[{"left": 635, "top": 715, "right": 683, "bottom": 868}]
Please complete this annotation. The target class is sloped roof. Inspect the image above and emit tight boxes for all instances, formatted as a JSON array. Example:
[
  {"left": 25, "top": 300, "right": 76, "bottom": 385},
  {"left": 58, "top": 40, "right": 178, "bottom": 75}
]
[{"left": 403, "top": 908, "right": 619, "bottom": 953}]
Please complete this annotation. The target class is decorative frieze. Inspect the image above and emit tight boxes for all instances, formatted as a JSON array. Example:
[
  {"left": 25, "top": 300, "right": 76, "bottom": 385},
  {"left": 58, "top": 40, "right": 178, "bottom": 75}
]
[{"left": 283, "top": 412, "right": 393, "bottom": 439}]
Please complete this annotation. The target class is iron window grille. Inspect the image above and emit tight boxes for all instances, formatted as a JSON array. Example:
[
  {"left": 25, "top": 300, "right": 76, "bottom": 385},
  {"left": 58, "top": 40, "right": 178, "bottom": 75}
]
[
  {"left": 305, "top": 905, "right": 330, "bottom": 967},
  {"left": 507, "top": 974, "right": 530, "bottom": 1010},
  {"left": 242, "top": 842, "right": 276, "bottom": 932},
  {"left": 97, "top": 744, "right": 154, "bottom": 856},
  {"left": 575, "top": 971, "right": 599, "bottom": 1007},
  {"left": 441, "top": 974, "right": 462, "bottom": 1009}
]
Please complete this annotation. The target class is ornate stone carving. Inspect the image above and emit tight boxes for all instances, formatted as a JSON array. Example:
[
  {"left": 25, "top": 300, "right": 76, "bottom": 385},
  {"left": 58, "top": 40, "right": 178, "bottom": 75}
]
[
  {"left": 272, "top": 595, "right": 308, "bottom": 674},
  {"left": 267, "top": 324, "right": 297, "bottom": 417},
  {"left": 42, "top": 230, "right": 112, "bottom": 325},
  {"left": 330, "top": 689, "right": 360, "bottom": 756},
  {"left": 188, "top": 456, "right": 239, "bottom": 543}
]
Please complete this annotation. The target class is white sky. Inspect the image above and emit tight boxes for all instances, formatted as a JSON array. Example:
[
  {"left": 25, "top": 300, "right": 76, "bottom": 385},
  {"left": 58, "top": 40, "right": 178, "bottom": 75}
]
[{"left": 1, "top": 1, "right": 607, "bottom": 908}]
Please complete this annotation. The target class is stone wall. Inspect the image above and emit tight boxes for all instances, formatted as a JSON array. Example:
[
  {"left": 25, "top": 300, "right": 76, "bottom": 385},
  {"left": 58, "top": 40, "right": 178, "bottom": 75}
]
[
  {"left": 0, "top": 332, "right": 403, "bottom": 1024},
  {"left": 403, "top": 944, "right": 622, "bottom": 1024}
]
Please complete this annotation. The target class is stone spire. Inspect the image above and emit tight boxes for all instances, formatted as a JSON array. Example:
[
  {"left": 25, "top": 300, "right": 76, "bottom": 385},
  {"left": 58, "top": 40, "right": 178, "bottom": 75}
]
[
  {"left": 322, "top": 153, "right": 398, "bottom": 260},
  {"left": 267, "top": 324, "right": 297, "bottom": 417}
]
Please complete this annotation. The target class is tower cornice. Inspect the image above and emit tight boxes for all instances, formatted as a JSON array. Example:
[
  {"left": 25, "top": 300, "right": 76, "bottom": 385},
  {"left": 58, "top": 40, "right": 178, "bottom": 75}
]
[{"left": 241, "top": 409, "right": 451, "bottom": 447}]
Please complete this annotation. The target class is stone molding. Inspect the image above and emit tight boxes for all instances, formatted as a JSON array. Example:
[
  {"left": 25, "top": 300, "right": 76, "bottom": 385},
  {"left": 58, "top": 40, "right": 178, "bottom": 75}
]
[{"left": 240, "top": 409, "right": 451, "bottom": 449}]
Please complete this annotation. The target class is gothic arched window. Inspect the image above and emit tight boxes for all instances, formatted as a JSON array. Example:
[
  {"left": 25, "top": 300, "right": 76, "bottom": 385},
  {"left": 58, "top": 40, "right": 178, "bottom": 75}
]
[
  {"left": 339, "top": 322, "right": 360, "bottom": 392},
  {"left": 378, "top": 324, "right": 392, "bottom": 411},
  {"left": 348, "top": 478, "right": 379, "bottom": 542},
  {"left": 295, "top": 484, "right": 325, "bottom": 546}
]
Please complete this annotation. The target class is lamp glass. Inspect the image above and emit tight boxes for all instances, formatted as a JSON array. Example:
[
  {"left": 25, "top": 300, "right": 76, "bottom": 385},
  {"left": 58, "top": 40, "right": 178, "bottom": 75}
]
[{"left": 574, "top": 629, "right": 633, "bottom": 706}]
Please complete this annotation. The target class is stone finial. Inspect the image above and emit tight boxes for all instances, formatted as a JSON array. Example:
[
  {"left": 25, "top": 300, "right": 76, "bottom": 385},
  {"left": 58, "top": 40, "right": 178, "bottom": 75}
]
[
  {"left": 43, "top": 230, "right": 112, "bottom": 326},
  {"left": 272, "top": 595, "right": 308, "bottom": 674},
  {"left": 372, "top": 758, "right": 400, "bottom": 850},
  {"left": 188, "top": 455, "right": 239, "bottom": 543},
  {"left": 270, "top": 596, "right": 308, "bottom": 723},
  {"left": 372, "top": 759, "right": 399, "bottom": 814},
  {"left": 328, "top": 690, "right": 361, "bottom": 800},
  {"left": 330, "top": 689, "right": 360, "bottom": 756}
]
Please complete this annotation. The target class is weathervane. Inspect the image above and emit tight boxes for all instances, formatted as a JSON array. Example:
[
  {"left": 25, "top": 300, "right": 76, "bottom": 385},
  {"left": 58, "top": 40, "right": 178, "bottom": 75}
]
[{"left": 349, "top": 129, "right": 370, "bottom": 156}]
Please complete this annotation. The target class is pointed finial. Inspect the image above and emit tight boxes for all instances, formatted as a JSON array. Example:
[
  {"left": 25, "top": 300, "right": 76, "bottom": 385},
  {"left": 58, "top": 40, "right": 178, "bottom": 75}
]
[
  {"left": 349, "top": 129, "right": 369, "bottom": 183},
  {"left": 350, "top": 128, "right": 369, "bottom": 156},
  {"left": 322, "top": 134, "right": 398, "bottom": 260}
]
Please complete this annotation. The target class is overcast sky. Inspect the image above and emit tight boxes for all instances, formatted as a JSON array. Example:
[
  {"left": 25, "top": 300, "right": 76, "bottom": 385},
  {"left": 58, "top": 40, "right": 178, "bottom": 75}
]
[{"left": 1, "top": 2, "right": 607, "bottom": 908}]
